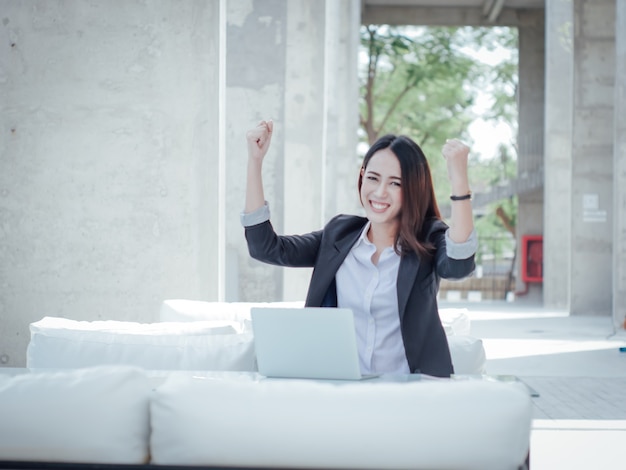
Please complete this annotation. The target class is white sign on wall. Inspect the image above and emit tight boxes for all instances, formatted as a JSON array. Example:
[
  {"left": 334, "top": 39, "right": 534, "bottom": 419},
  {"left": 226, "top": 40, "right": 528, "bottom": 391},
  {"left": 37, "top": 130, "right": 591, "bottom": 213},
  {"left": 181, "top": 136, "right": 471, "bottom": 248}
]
[{"left": 582, "top": 193, "right": 607, "bottom": 223}]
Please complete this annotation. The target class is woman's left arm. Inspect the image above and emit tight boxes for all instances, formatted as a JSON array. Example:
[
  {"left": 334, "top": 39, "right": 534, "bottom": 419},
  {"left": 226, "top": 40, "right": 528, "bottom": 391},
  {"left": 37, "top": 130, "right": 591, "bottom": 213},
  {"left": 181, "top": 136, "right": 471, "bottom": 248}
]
[
  {"left": 442, "top": 139, "right": 474, "bottom": 243},
  {"left": 431, "top": 221, "right": 476, "bottom": 279}
]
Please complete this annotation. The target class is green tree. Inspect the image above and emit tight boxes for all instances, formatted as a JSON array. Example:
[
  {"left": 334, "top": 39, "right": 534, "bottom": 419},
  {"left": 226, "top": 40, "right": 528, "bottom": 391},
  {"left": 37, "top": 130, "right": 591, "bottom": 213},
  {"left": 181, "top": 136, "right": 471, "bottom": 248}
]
[
  {"left": 361, "top": 26, "right": 476, "bottom": 145},
  {"left": 470, "top": 143, "right": 518, "bottom": 291},
  {"left": 472, "top": 143, "right": 518, "bottom": 245},
  {"left": 464, "top": 26, "right": 519, "bottom": 129},
  {"left": 360, "top": 24, "right": 519, "bottom": 228}
]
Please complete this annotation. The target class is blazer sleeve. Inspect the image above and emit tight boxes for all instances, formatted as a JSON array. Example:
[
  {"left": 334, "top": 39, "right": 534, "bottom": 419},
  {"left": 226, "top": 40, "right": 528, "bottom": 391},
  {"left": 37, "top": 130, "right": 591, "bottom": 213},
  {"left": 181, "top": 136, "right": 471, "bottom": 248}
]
[
  {"left": 244, "top": 220, "right": 322, "bottom": 268},
  {"left": 428, "top": 219, "right": 476, "bottom": 280}
]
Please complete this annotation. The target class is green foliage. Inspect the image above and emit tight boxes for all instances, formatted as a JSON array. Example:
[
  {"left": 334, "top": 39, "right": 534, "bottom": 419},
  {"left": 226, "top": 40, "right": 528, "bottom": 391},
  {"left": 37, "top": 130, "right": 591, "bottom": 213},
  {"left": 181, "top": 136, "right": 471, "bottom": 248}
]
[
  {"left": 359, "top": 24, "right": 519, "bottom": 255},
  {"left": 361, "top": 27, "right": 476, "bottom": 134},
  {"left": 470, "top": 143, "right": 517, "bottom": 188},
  {"left": 471, "top": 144, "right": 518, "bottom": 262}
]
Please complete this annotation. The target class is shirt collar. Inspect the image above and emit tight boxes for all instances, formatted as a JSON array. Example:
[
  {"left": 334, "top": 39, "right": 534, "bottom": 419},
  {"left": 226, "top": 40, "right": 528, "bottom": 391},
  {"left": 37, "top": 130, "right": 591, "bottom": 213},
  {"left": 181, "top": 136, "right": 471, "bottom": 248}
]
[
  {"left": 356, "top": 221, "right": 373, "bottom": 247},
  {"left": 355, "top": 222, "right": 400, "bottom": 255}
]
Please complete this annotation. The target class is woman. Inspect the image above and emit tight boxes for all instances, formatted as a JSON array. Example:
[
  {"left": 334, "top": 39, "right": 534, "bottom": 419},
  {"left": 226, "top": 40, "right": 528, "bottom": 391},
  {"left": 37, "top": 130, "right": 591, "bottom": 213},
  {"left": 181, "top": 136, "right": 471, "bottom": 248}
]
[{"left": 241, "top": 120, "right": 477, "bottom": 377}]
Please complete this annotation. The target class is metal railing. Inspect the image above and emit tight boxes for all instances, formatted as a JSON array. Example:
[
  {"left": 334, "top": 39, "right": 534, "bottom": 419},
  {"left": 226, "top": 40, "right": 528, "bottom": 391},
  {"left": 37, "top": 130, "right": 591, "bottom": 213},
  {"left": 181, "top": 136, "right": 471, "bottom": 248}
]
[{"left": 439, "top": 234, "right": 516, "bottom": 302}]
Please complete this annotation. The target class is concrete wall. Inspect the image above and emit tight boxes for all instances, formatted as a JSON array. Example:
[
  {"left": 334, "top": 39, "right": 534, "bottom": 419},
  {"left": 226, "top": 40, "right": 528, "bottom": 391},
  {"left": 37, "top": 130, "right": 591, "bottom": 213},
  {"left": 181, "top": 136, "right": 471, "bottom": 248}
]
[
  {"left": 614, "top": 0, "right": 626, "bottom": 329},
  {"left": 0, "top": 0, "right": 361, "bottom": 367},
  {"left": 544, "top": 0, "right": 622, "bottom": 319},
  {"left": 1, "top": 0, "right": 221, "bottom": 367}
]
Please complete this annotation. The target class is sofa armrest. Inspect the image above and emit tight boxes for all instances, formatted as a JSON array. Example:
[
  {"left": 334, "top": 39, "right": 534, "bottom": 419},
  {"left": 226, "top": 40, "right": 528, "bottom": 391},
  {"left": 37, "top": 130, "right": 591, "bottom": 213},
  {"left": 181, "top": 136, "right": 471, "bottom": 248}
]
[{"left": 0, "top": 367, "right": 151, "bottom": 465}]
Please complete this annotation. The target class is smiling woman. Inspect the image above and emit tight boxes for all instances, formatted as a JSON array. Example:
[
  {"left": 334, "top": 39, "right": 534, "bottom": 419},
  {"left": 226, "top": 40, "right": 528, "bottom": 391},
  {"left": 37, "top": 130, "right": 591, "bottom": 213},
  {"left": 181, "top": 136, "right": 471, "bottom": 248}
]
[{"left": 241, "top": 120, "right": 478, "bottom": 378}]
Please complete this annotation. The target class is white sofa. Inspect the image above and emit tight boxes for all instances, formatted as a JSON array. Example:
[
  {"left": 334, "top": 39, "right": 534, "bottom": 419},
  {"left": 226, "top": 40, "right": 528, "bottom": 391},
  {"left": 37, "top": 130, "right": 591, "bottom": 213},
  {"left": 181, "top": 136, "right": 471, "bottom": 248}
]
[
  {"left": 26, "top": 300, "right": 486, "bottom": 375},
  {"left": 0, "top": 365, "right": 533, "bottom": 470},
  {"left": 6, "top": 303, "right": 527, "bottom": 469}
]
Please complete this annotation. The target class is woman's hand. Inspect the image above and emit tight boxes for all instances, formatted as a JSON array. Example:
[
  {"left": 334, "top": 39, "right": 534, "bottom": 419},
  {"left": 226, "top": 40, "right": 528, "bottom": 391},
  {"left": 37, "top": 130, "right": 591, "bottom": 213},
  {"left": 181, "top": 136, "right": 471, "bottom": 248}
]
[
  {"left": 246, "top": 120, "right": 274, "bottom": 162},
  {"left": 442, "top": 138, "right": 474, "bottom": 243},
  {"left": 442, "top": 138, "right": 470, "bottom": 194},
  {"left": 244, "top": 119, "right": 273, "bottom": 214}
]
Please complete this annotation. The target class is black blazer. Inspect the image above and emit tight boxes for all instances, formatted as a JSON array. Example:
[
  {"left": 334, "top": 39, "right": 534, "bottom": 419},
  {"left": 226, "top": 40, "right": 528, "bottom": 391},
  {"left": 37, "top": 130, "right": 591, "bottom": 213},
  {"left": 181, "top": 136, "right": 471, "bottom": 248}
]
[{"left": 244, "top": 214, "right": 475, "bottom": 377}]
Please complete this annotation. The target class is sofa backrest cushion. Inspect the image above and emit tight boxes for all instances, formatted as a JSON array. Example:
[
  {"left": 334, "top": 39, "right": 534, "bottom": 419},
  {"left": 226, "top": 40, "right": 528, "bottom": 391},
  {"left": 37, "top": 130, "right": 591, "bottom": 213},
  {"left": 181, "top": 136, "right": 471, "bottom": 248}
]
[
  {"left": 448, "top": 335, "right": 487, "bottom": 375},
  {"left": 439, "top": 307, "right": 471, "bottom": 336},
  {"left": 161, "top": 301, "right": 472, "bottom": 336},
  {"left": 27, "top": 317, "right": 256, "bottom": 371},
  {"left": 26, "top": 313, "right": 486, "bottom": 375},
  {"left": 0, "top": 366, "right": 151, "bottom": 464},
  {"left": 150, "top": 375, "right": 532, "bottom": 470}
]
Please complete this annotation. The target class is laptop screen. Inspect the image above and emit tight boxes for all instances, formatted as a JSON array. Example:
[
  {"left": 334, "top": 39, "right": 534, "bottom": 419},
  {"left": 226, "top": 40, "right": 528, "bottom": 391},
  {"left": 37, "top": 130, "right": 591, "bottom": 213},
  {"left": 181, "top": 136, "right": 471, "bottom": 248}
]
[{"left": 250, "top": 307, "right": 370, "bottom": 380}]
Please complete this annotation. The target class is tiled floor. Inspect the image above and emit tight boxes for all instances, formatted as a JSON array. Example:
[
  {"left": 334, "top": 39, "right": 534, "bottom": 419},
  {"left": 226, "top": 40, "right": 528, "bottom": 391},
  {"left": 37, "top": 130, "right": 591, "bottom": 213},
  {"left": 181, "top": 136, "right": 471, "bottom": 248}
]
[
  {"left": 441, "top": 301, "right": 626, "bottom": 470},
  {"left": 523, "top": 376, "right": 626, "bottom": 420}
]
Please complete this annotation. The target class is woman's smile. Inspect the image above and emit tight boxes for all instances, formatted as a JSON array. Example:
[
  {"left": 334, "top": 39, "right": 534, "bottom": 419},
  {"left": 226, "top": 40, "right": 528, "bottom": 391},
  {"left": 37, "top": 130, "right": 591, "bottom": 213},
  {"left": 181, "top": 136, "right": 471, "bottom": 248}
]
[{"left": 369, "top": 200, "right": 391, "bottom": 212}]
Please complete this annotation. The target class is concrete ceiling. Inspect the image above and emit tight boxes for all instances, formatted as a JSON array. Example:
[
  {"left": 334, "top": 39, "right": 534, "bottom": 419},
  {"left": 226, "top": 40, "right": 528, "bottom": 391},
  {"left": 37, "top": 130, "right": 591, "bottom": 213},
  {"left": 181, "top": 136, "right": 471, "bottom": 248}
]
[
  {"left": 363, "top": 0, "right": 544, "bottom": 8},
  {"left": 362, "top": 0, "right": 544, "bottom": 26}
]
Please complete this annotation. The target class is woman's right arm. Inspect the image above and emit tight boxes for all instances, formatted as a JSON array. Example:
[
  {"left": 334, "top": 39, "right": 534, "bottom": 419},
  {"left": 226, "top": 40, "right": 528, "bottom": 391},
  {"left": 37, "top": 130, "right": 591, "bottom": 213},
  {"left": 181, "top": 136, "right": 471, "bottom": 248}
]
[
  {"left": 245, "top": 120, "right": 273, "bottom": 214},
  {"left": 242, "top": 120, "right": 321, "bottom": 268}
]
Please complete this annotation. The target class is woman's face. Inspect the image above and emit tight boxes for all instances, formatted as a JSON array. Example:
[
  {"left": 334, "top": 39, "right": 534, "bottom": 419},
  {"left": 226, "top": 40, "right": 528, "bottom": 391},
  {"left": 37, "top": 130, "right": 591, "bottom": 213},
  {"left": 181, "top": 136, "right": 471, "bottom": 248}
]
[{"left": 360, "top": 148, "right": 403, "bottom": 227}]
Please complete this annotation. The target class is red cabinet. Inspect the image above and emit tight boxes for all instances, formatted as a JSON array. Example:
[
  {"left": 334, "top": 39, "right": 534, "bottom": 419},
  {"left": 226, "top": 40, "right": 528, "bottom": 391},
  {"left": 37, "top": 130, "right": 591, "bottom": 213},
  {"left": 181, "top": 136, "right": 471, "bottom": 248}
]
[{"left": 521, "top": 235, "right": 543, "bottom": 283}]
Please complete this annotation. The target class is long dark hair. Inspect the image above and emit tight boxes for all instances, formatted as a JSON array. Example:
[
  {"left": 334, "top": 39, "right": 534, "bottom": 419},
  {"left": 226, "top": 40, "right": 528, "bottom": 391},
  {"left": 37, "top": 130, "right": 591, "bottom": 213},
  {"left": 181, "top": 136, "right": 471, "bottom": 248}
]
[{"left": 358, "top": 134, "right": 442, "bottom": 259}]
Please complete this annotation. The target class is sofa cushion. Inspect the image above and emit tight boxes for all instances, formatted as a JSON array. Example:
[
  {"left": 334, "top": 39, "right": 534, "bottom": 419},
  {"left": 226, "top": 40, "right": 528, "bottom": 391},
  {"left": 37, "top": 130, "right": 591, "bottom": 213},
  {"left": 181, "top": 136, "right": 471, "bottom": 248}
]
[
  {"left": 439, "top": 307, "right": 471, "bottom": 336},
  {"left": 150, "top": 375, "right": 532, "bottom": 470},
  {"left": 27, "top": 317, "right": 256, "bottom": 371},
  {"left": 448, "top": 335, "right": 487, "bottom": 375},
  {"left": 0, "top": 366, "right": 151, "bottom": 464}
]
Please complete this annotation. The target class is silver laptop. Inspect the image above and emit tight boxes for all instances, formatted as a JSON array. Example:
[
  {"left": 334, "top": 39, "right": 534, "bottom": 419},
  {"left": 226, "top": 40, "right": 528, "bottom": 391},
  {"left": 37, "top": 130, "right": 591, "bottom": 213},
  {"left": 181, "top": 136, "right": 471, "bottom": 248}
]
[{"left": 250, "top": 307, "right": 378, "bottom": 380}]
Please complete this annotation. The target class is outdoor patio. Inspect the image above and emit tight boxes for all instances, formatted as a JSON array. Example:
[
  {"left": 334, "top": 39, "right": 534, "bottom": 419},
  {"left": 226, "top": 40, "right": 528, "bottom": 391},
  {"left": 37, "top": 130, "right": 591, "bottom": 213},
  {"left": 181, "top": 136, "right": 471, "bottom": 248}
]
[{"left": 444, "top": 300, "right": 626, "bottom": 470}]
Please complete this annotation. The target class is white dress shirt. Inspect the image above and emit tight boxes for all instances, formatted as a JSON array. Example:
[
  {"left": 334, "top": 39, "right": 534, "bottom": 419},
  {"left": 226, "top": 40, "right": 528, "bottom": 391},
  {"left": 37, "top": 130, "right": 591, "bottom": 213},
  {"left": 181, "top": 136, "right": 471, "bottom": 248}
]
[{"left": 335, "top": 222, "right": 410, "bottom": 375}]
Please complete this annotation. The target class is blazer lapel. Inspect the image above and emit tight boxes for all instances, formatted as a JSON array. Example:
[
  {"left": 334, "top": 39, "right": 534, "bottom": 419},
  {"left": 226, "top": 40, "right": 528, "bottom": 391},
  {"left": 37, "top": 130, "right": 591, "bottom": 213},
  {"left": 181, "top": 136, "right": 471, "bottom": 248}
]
[
  {"left": 397, "top": 253, "right": 420, "bottom": 322},
  {"left": 307, "top": 226, "right": 362, "bottom": 306},
  {"left": 321, "top": 230, "right": 362, "bottom": 279}
]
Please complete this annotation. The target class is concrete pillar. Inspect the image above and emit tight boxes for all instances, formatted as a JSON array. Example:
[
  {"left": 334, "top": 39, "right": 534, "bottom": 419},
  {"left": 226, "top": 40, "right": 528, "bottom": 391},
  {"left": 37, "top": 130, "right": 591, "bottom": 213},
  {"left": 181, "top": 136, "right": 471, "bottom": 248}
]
[
  {"left": 570, "top": 0, "right": 615, "bottom": 316},
  {"left": 516, "top": 9, "right": 545, "bottom": 304},
  {"left": 322, "top": 0, "right": 362, "bottom": 220},
  {"left": 0, "top": 0, "right": 221, "bottom": 367},
  {"left": 230, "top": 0, "right": 361, "bottom": 302},
  {"left": 543, "top": 0, "right": 574, "bottom": 310},
  {"left": 282, "top": 0, "right": 361, "bottom": 301},
  {"left": 281, "top": 0, "right": 327, "bottom": 301},
  {"left": 613, "top": 0, "right": 626, "bottom": 330}
]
